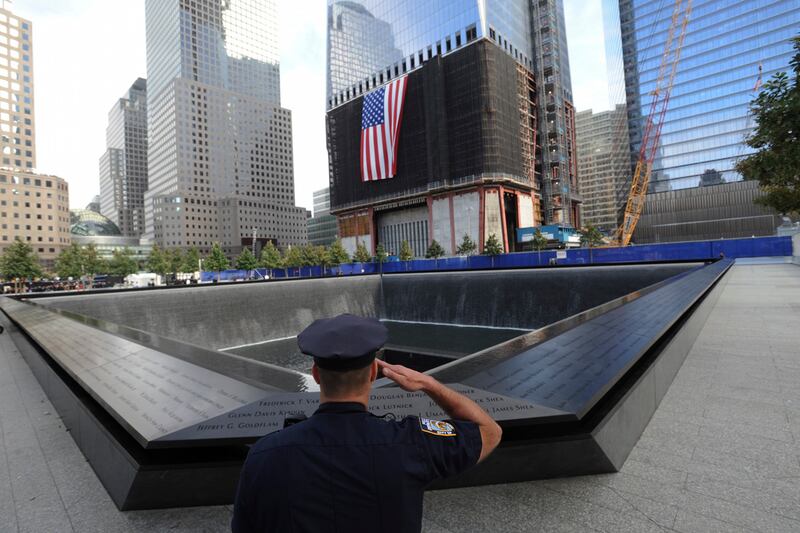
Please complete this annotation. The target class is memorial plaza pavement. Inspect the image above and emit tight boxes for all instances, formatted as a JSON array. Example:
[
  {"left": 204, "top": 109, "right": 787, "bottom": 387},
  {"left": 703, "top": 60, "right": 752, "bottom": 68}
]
[{"left": 0, "top": 263, "right": 798, "bottom": 532}]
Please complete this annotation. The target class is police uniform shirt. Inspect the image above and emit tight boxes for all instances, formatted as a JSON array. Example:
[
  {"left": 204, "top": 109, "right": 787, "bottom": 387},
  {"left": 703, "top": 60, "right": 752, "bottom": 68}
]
[{"left": 232, "top": 402, "right": 482, "bottom": 533}]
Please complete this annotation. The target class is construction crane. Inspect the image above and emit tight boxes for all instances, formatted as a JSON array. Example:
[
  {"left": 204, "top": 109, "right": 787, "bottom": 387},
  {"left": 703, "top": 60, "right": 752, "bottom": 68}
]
[{"left": 613, "top": 0, "right": 692, "bottom": 246}]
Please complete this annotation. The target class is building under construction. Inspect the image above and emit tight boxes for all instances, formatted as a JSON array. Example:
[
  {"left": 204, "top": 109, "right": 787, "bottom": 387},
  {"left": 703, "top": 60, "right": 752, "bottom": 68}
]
[{"left": 325, "top": 0, "right": 579, "bottom": 256}]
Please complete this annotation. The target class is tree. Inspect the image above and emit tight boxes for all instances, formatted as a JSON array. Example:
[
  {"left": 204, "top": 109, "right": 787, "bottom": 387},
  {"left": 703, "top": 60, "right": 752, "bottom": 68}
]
[
  {"left": 146, "top": 245, "right": 170, "bottom": 278},
  {"left": 258, "top": 241, "right": 283, "bottom": 270},
  {"left": 375, "top": 243, "right": 388, "bottom": 263},
  {"left": 482, "top": 233, "right": 503, "bottom": 256},
  {"left": 204, "top": 243, "right": 230, "bottom": 281},
  {"left": 579, "top": 225, "right": 604, "bottom": 248},
  {"left": 399, "top": 240, "right": 413, "bottom": 261},
  {"left": 0, "top": 238, "right": 43, "bottom": 280},
  {"left": 425, "top": 240, "right": 445, "bottom": 259},
  {"left": 300, "top": 245, "right": 328, "bottom": 268},
  {"left": 735, "top": 35, "right": 800, "bottom": 215},
  {"left": 236, "top": 247, "right": 258, "bottom": 276},
  {"left": 166, "top": 248, "right": 184, "bottom": 276},
  {"left": 55, "top": 243, "right": 86, "bottom": 279},
  {"left": 328, "top": 239, "right": 350, "bottom": 265},
  {"left": 456, "top": 234, "right": 477, "bottom": 256},
  {"left": 182, "top": 246, "right": 201, "bottom": 273},
  {"left": 107, "top": 248, "right": 138, "bottom": 277},
  {"left": 283, "top": 246, "right": 304, "bottom": 269},
  {"left": 353, "top": 241, "right": 372, "bottom": 263},
  {"left": 82, "top": 244, "right": 107, "bottom": 279},
  {"left": 532, "top": 229, "right": 548, "bottom": 251}
]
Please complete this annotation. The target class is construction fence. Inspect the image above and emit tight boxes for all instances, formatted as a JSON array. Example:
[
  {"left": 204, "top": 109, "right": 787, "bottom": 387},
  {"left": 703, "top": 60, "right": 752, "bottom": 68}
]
[{"left": 200, "top": 235, "right": 793, "bottom": 282}]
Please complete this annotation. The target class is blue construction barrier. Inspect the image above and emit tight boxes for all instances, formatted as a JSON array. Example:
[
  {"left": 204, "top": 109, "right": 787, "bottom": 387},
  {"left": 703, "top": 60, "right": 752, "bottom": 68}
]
[{"left": 198, "top": 236, "right": 791, "bottom": 281}]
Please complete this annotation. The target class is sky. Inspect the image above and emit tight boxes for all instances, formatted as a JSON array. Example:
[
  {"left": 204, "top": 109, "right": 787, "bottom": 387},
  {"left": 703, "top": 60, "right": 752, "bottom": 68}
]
[{"left": 11, "top": 0, "right": 610, "bottom": 212}]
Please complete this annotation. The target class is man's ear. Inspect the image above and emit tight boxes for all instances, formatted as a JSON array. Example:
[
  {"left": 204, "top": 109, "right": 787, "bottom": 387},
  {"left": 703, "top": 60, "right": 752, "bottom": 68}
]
[
  {"left": 311, "top": 362, "right": 321, "bottom": 385},
  {"left": 369, "top": 359, "right": 378, "bottom": 383}
]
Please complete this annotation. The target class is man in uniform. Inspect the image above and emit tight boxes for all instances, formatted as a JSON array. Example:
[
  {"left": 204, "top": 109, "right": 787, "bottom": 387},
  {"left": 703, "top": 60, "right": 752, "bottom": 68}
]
[{"left": 232, "top": 314, "right": 502, "bottom": 533}]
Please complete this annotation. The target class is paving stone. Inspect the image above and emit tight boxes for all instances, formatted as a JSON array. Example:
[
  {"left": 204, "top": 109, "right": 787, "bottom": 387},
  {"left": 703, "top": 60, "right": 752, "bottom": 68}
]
[{"left": 673, "top": 509, "right": 753, "bottom": 533}]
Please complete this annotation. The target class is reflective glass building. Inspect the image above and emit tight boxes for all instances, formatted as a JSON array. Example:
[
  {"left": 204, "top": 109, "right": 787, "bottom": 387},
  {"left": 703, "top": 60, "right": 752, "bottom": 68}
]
[
  {"left": 326, "top": 0, "right": 580, "bottom": 237},
  {"left": 327, "top": 0, "right": 535, "bottom": 108},
  {"left": 620, "top": 0, "right": 800, "bottom": 192}
]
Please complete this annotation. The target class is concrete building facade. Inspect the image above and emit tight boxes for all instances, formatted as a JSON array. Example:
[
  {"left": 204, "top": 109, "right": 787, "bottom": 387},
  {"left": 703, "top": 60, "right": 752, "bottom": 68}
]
[
  {"left": 0, "top": 170, "right": 70, "bottom": 266},
  {"left": 0, "top": 2, "right": 70, "bottom": 269},
  {"left": 99, "top": 78, "right": 147, "bottom": 238},
  {"left": 575, "top": 105, "right": 630, "bottom": 233},
  {"left": 326, "top": 0, "right": 579, "bottom": 256},
  {"left": 633, "top": 179, "right": 780, "bottom": 243},
  {"left": 143, "top": 0, "right": 307, "bottom": 256},
  {"left": 0, "top": 3, "right": 34, "bottom": 171}
]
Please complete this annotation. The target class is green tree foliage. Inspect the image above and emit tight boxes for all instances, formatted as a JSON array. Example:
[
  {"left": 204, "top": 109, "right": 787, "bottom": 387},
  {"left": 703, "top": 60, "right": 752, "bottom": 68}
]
[
  {"left": 0, "top": 238, "right": 43, "bottom": 280},
  {"left": 735, "top": 36, "right": 800, "bottom": 214},
  {"left": 236, "top": 247, "right": 259, "bottom": 272},
  {"left": 146, "top": 245, "right": 170, "bottom": 277},
  {"left": 182, "top": 246, "right": 201, "bottom": 273},
  {"left": 55, "top": 243, "right": 87, "bottom": 279},
  {"left": 375, "top": 243, "right": 388, "bottom": 263},
  {"left": 456, "top": 234, "right": 477, "bottom": 256},
  {"left": 204, "top": 243, "right": 230, "bottom": 277},
  {"left": 166, "top": 248, "right": 184, "bottom": 275},
  {"left": 82, "top": 244, "right": 107, "bottom": 278},
  {"left": 425, "top": 239, "right": 445, "bottom": 259},
  {"left": 107, "top": 248, "right": 138, "bottom": 277},
  {"left": 328, "top": 239, "right": 350, "bottom": 265},
  {"left": 258, "top": 241, "right": 283, "bottom": 269},
  {"left": 579, "top": 225, "right": 605, "bottom": 248},
  {"left": 399, "top": 240, "right": 413, "bottom": 261},
  {"left": 532, "top": 229, "right": 549, "bottom": 251},
  {"left": 353, "top": 241, "right": 372, "bottom": 263},
  {"left": 482, "top": 233, "right": 504, "bottom": 256},
  {"left": 283, "top": 246, "right": 304, "bottom": 268},
  {"left": 301, "top": 245, "right": 329, "bottom": 267}
]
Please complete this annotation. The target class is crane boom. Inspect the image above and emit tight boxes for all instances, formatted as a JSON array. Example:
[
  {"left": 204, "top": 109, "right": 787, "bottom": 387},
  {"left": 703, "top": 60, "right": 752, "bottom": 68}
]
[{"left": 614, "top": 0, "right": 692, "bottom": 246}]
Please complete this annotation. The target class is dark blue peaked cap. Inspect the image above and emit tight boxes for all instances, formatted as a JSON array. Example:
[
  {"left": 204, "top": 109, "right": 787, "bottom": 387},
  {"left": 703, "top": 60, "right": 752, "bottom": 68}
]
[{"left": 298, "top": 314, "right": 388, "bottom": 371}]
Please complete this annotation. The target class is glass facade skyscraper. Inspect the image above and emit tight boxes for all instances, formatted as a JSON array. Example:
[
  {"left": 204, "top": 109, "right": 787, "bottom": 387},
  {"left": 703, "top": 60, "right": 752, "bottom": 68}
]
[
  {"left": 327, "top": 0, "right": 536, "bottom": 108},
  {"left": 620, "top": 0, "right": 800, "bottom": 192},
  {"left": 143, "top": 0, "right": 306, "bottom": 254},
  {"left": 326, "top": 0, "right": 579, "bottom": 228}
]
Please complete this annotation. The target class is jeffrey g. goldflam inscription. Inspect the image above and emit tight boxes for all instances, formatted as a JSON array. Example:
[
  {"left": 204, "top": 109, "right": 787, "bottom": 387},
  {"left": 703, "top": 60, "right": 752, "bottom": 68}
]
[{"left": 161, "top": 384, "right": 567, "bottom": 442}]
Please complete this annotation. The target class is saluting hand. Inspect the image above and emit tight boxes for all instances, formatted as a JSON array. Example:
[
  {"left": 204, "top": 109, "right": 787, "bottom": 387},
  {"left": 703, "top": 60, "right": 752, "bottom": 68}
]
[{"left": 376, "top": 359, "right": 434, "bottom": 393}]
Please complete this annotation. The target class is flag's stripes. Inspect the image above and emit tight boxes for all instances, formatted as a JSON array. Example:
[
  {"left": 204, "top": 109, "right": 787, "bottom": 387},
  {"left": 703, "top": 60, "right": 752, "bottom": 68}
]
[{"left": 360, "top": 76, "right": 408, "bottom": 182}]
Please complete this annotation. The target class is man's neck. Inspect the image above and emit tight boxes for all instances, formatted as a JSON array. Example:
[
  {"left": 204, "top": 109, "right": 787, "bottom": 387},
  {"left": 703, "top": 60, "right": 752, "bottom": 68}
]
[{"left": 319, "top": 392, "right": 370, "bottom": 407}]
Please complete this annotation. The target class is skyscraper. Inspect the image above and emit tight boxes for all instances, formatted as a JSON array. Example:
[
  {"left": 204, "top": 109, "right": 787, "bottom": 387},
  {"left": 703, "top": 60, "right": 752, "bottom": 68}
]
[
  {"left": 325, "top": 0, "right": 578, "bottom": 255},
  {"left": 575, "top": 105, "right": 630, "bottom": 232},
  {"left": 0, "top": 1, "right": 34, "bottom": 170},
  {"left": 613, "top": 0, "right": 798, "bottom": 242},
  {"left": 619, "top": 0, "right": 800, "bottom": 192},
  {"left": 307, "top": 187, "right": 338, "bottom": 247},
  {"left": 99, "top": 78, "right": 147, "bottom": 238},
  {"left": 143, "top": 0, "right": 307, "bottom": 255},
  {"left": 0, "top": 2, "right": 70, "bottom": 267}
]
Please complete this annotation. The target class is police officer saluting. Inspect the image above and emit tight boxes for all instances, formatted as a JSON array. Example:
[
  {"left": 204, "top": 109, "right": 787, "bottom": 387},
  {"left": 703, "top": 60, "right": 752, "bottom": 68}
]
[{"left": 232, "top": 314, "right": 502, "bottom": 533}]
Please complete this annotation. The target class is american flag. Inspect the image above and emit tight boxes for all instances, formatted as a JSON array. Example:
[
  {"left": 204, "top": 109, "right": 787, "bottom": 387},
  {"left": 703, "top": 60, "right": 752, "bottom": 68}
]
[{"left": 360, "top": 76, "right": 408, "bottom": 182}]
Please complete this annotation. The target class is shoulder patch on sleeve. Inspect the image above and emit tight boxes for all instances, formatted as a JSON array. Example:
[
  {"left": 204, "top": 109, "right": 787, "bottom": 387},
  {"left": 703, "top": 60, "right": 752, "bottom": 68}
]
[{"left": 419, "top": 417, "right": 456, "bottom": 437}]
